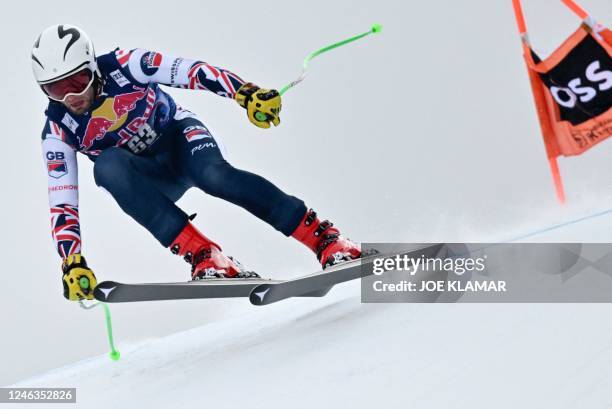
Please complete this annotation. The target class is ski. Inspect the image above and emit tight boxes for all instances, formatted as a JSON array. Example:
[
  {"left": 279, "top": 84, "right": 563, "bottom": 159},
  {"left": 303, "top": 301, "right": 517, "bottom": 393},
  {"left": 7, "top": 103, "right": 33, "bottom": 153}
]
[
  {"left": 94, "top": 277, "right": 333, "bottom": 303},
  {"left": 249, "top": 244, "right": 445, "bottom": 306},
  {"left": 94, "top": 244, "right": 444, "bottom": 303},
  {"left": 93, "top": 278, "right": 279, "bottom": 303}
]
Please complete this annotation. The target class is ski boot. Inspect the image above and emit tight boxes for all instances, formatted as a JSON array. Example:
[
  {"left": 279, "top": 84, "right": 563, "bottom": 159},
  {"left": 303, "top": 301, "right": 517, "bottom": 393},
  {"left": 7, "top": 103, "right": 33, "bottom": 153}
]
[
  {"left": 170, "top": 222, "right": 259, "bottom": 280},
  {"left": 291, "top": 209, "right": 361, "bottom": 269}
]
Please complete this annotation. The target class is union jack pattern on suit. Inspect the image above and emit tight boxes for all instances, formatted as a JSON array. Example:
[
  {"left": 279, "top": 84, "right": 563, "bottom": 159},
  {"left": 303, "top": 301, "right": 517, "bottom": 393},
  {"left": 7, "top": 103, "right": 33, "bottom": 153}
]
[
  {"left": 185, "top": 62, "right": 244, "bottom": 97},
  {"left": 51, "top": 205, "right": 81, "bottom": 258},
  {"left": 44, "top": 119, "right": 72, "bottom": 146},
  {"left": 115, "top": 49, "right": 132, "bottom": 68}
]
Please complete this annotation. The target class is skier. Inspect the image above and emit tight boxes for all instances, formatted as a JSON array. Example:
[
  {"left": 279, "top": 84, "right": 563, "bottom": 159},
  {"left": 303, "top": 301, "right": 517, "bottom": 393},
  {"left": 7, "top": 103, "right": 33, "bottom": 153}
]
[{"left": 33, "top": 24, "right": 361, "bottom": 301}]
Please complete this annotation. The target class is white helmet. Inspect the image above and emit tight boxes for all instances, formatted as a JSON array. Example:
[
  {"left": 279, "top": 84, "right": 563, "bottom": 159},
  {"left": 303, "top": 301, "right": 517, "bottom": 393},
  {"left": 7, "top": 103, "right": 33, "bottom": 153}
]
[{"left": 31, "top": 24, "right": 100, "bottom": 85}]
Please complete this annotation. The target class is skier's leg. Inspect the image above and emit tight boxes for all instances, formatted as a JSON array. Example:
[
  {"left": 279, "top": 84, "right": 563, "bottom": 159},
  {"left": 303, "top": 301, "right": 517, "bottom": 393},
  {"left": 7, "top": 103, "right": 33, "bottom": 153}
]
[
  {"left": 174, "top": 118, "right": 361, "bottom": 268},
  {"left": 192, "top": 161, "right": 307, "bottom": 235},
  {"left": 93, "top": 147, "right": 191, "bottom": 247},
  {"left": 175, "top": 119, "right": 307, "bottom": 236}
]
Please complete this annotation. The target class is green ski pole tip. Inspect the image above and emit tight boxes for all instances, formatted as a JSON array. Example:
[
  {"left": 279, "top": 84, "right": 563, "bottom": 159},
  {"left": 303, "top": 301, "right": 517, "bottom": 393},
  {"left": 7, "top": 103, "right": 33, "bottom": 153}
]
[
  {"left": 109, "top": 350, "right": 121, "bottom": 361},
  {"left": 371, "top": 24, "right": 383, "bottom": 33}
]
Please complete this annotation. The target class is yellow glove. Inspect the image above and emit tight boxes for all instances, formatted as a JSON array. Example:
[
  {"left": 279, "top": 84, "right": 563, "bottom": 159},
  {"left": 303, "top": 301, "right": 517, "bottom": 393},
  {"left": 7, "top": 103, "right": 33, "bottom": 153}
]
[
  {"left": 235, "top": 82, "right": 281, "bottom": 129},
  {"left": 62, "top": 254, "right": 97, "bottom": 301}
]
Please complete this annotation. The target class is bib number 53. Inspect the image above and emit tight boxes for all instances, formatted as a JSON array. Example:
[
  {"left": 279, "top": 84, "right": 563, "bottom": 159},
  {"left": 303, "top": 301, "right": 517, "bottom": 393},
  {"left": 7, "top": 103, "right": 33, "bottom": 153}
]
[{"left": 127, "top": 124, "right": 158, "bottom": 154}]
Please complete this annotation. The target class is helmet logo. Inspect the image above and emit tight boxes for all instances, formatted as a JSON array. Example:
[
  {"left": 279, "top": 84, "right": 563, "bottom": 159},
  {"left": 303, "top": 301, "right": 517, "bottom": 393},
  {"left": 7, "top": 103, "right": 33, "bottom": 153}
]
[
  {"left": 57, "top": 25, "right": 81, "bottom": 61},
  {"left": 31, "top": 34, "right": 44, "bottom": 69}
]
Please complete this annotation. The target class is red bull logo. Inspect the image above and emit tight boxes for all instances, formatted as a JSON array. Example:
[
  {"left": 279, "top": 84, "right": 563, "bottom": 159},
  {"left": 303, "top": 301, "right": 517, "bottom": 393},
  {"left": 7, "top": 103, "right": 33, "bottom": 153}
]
[{"left": 81, "top": 89, "right": 147, "bottom": 150}]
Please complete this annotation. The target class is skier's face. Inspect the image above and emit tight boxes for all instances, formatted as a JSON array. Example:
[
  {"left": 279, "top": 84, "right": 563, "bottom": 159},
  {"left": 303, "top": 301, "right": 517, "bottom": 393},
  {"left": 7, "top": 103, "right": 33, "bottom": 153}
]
[{"left": 62, "top": 86, "right": 95, "bottom": 115}]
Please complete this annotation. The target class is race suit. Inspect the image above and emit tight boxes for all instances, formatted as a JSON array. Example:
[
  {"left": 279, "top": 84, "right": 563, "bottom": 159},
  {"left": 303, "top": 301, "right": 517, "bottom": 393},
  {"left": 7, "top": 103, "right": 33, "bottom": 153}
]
[{"left": 41, "top": 48, "right": 306, "bottom": 258}]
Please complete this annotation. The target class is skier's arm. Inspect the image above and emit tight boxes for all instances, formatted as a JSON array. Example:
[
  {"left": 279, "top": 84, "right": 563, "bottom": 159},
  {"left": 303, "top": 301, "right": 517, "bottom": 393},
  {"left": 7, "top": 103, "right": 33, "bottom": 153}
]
[
  {"left": 121, "top": 48, "right": 245, "bottom": 99},
  {"left": 119, "top": 48, "right": 281, "bottom": 128},
  {"left": 42, "top": 121, "right": 97, "bottom": 301},
  {"left": 41, "top": 121, "right": 81, "bottom": 258}
]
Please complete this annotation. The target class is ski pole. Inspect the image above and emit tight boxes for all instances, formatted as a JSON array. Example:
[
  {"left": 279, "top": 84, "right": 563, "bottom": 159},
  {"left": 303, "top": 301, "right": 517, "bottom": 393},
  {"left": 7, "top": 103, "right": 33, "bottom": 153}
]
[
  {"left": 253, "top": 23, "right": 383, "bottom": 122},
  {"left": 79, "top": 300, "right": 121, "bottom": 361}
]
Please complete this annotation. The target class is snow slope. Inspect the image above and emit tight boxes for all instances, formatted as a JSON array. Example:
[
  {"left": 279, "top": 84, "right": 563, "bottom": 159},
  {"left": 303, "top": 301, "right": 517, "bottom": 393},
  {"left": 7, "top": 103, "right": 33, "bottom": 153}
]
[
  {"left": 10, "top": 261, "right": 612, "bottom": 409},
  {"left": 9, "top": 212, "right": 612, "bottom": 409}
]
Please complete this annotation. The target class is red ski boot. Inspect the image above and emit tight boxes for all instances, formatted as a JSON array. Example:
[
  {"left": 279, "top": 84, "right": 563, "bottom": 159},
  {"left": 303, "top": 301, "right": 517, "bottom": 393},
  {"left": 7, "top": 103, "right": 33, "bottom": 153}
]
[
  {"left": 291, "top": 209, "right": 361, "bottom": 269},
  {"left": 169, "top": 222, "right": 259, "bottom": 279}
]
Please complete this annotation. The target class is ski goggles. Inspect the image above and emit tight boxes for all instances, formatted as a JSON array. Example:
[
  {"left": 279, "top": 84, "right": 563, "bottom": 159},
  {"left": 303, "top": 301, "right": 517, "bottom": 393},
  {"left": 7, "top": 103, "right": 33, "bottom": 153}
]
[{"left": 41, "top": 68, "right": 95, "bottom": 102}]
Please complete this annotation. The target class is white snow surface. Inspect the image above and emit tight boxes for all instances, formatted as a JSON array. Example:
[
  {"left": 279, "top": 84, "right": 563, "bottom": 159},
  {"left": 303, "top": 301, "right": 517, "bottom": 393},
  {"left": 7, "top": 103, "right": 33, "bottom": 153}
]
[{"left": 9, "top": 276, "right": 612, "bottom": 409}]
